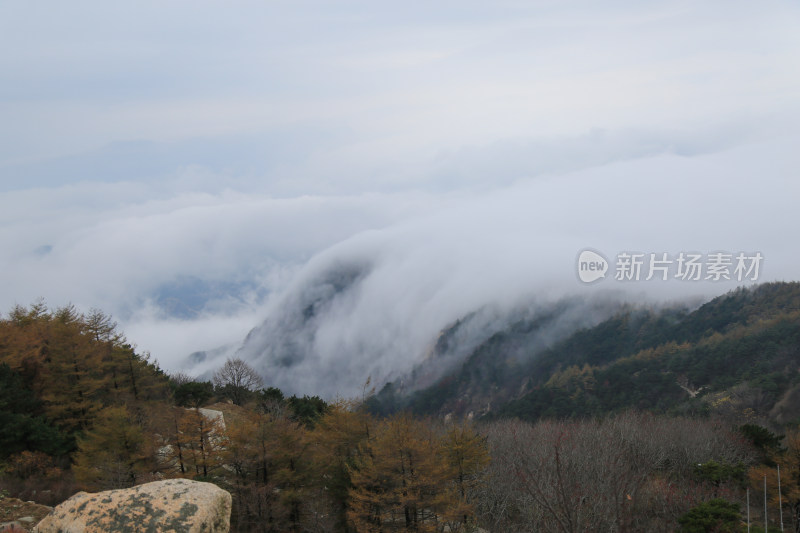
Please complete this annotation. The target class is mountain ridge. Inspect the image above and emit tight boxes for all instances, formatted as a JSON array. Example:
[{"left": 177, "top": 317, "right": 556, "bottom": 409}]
[{"left": 367, "top": 282, "right": 800, "bottom": 425}]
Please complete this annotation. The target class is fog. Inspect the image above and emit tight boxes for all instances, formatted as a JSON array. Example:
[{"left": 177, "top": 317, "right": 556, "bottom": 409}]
[
  {"left": 1, "top": 1, "right": 799, "bottom": 395},
  {"left": 225, "top": 139, "right": 800, "bottom": 396}
]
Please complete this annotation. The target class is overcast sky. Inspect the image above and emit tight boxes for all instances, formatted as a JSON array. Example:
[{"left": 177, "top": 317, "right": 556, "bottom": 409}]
[{"left": 2, "top": 1, "right": 799, "bottom": 391}]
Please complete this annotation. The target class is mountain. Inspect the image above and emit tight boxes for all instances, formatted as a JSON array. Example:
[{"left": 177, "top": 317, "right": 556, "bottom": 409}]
[
  {"left": 368, "top": 282, "right": 800, "bottom": 424},
  {"left": 225, "top": 248, "right": 629, "bottom": 398}
]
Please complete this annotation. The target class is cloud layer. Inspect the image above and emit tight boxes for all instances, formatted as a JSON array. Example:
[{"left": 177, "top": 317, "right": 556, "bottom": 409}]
[
  {"left": 227, "top": 138, "right": 800, "bottom": 396},
  {"left": 1, "top": 1, "right": 799, "bottom": 390}
]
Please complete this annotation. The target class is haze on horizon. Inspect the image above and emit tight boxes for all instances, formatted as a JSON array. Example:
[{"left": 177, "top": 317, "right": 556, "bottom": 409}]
[{"left": 2, "top": 1, "right": 799, "bottom": 395}]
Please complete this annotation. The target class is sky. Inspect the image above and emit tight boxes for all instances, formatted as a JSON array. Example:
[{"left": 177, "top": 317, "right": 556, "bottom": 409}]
[{"left": 2, "top": 1, "right": 799, "bottom": 394}]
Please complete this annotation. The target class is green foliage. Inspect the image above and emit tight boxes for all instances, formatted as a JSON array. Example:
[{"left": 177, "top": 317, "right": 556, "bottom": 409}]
[
  {"left": 288, "top": 394, "right": 328, "bottom": 427},
  {"left": 260, "top": 386, "right": 284, "bottom": 403},
  {"left": 173, "top": 381, "right": 214, "bottom": 408},
  {"left": 693, "top": 460, "right": 747, "bottom": 488},
  {"left": 677, "top": 498, "right": 742, "bottom": 532},
  {"left": 740, "top": 424, "right": 784, "bottom": 455},
  {"left": 0, "top": 363, "right": 70, "bottom": 458},
  {"left": 495, "top": 283, "right": 800, "bottom": 422},
  {"left": 256, "top": 386, "right": 286, "bottom": 415}
]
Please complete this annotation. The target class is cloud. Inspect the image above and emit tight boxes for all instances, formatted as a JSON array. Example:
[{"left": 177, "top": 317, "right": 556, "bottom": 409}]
[
  {"left": 2, "top": 1, "right": 799, "bottom": 175},
  {"left": 0, "top": 0, "right": 799, "bottom": 391},
  {"left": 0, "top": 182, "right": 433, "bottom": 329},
  {"left": 230, "top": 136, "right": 800, "bottom": 397}
]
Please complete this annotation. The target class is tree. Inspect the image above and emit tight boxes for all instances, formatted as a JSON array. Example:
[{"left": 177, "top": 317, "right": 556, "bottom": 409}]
[
  {"left": 677, "top": 499, "right": 742, "bottom": 533},
  {"left": 477, "top": 413, "right": 754, "bottom": 532},
  {"left": 257, "top": 386, "right": 287, "bottom": 416},
  {"left": 179, "top": 408, "right": 227, "bottom": 479},
  {"left": 169, "top": 371, "right": 196, "bottom": 387},
  {"left": 39, "top": 305, "right": 107, "bottom": 434},
  {"left": 439, "top": 421, "right": 490, "bottom": 531},
  {"left": 694, "top": 460, "right": 746, "bottom": 495},
  {"left": 0, "top": 302, "right": 170, "bottom": 440},
  {"left": 212, "top": 357, "right": 263, "bottom": 406},
  {"left": 348, "top": 413, "right": 469, "bottom": 532},
  {"left": 309, "top": 400, "right": 373, "bottom": 530},
  {"left": 72, "top": 406, "right": 148, "bottom": 491},
  {"left": 741, "top": 424, "right": 784, "bottom": 464},
  {"left": 749, "top": 427, "right": 800, "bottom": 533},
  {"left": 0, "top": 363, "right": 68, "bottom": 459},
  {"left": 174, "top": 381, "right": 214, "bottom": 408},
  {"left": 288, "top": 395, "right": 328, "bottom": 428},
  {"left": 157, "top": 406, "right": 227, "bottom": 480},
  {"left": 223, "top": 405, "right": 321, "bottom": 532}
]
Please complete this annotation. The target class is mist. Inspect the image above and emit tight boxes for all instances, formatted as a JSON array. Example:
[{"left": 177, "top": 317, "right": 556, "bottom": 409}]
[{"left": 208, "top": 137, "right": 799, "bottom": 397}]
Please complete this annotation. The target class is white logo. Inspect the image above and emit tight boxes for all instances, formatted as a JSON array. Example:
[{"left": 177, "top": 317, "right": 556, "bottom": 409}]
[
  {"left": 577, "top": 249, "right": 609, "bottom": 284},
  {"left": 576, "top": 249, "right": 763, "bottom": 284}
]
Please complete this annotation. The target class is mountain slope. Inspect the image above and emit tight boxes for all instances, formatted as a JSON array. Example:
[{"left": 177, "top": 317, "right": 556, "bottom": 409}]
[{"left": 374, "top": 282, "right": 800, "bottom": 423}]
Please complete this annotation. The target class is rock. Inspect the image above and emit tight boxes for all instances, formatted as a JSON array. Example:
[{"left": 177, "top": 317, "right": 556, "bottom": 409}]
[
  {"left": 34, "top": 479, "right": 231, "bottom": 533},
  {"left": 15, "top": 518, "right": 34, "bottom": 523},
  {"left": 0, "top": 523, "right": 27, "bottom": 533}
]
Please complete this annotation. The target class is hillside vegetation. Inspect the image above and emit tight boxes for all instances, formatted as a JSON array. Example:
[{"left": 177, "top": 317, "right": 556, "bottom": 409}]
[
  {"left": 2, "top": 284, "right": 800, "bottom": 531},
  {"left": 376, "top": 282, "right": 800, "bottom": 427}
]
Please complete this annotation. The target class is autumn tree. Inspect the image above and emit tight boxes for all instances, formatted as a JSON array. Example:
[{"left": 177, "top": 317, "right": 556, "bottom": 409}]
[
  {"left": 72, "top": 406, "right": 149, "bottom": 491},
  {"left": 0, "top": 302, "right": 169, "bottom": 440},
  {"left": 309, "top": 399, "right": 373, "bottom": 531},
  {"left": 0, "top": 301, "right": 52, "bottom": 394},
  {"left": 347, "top": 413, "right": 481, "bottom": 532},
  {"left": 223, "top": 404, "right": 322, "bottom": 532},
  {"left": 213, "top": 357, "right": 264, "bottom": 406},
  {"left": 176, "top": 407, "right": 227, "bottom": 479},
  {"left": 39, "top": 305, "right": 107, "bottom": 434},
  {"left": 438, "top": 421, "right": 490, "bottom": 531}
]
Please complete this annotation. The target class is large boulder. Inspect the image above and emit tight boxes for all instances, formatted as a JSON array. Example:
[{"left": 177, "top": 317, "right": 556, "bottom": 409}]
[{"left": 33, "top": 479, "right": 231, "bottom": 533}]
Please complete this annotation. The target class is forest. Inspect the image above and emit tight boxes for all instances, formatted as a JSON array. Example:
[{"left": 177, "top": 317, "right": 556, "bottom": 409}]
[{"left": 2, "top": 289, "right": 800, "bottom": 532}]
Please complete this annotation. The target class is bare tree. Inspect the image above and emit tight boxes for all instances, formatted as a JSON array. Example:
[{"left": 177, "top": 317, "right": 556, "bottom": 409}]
[
  {"left": 212, "top": 357, "right": 264, "bottom": 406},
  {"left": 475, "top": 413, "right": 755, "bottom": 533},
  {"left": 169, "top": 371, "right": 196, "bottom": 387}
]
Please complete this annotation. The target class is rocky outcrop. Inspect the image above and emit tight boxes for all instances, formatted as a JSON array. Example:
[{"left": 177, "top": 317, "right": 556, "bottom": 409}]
[{"left": 33, "top": 479, "right": 231, "bottom": 533}]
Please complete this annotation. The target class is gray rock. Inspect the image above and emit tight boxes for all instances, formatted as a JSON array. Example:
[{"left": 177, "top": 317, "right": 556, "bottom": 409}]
[{"left": 34, "top": 479, "right": 231, "bottom": 533}]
